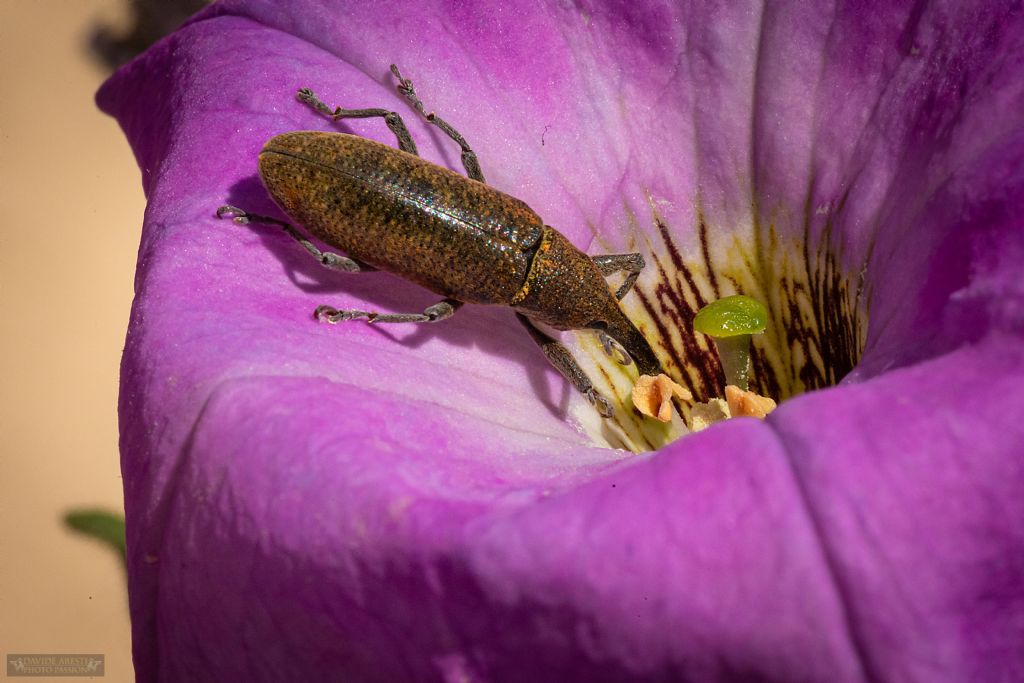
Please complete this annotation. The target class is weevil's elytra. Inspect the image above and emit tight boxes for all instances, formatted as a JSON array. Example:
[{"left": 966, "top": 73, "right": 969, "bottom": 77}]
[
  {"left": 260, "top": 132, "right": 542, "bottom": 305},
  {"left": 219, "top": 65, "right": 664, "bottom": 417}
]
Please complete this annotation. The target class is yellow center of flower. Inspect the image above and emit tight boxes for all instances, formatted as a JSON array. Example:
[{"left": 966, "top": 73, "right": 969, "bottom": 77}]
[{"left": 571, "top": 199, "right": 868, "bottom": 452}]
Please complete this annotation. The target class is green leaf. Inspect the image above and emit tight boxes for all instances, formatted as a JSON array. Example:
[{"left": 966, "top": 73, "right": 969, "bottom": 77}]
[{"left": 64, "top": 508, "right": 126, "bottom": 559}]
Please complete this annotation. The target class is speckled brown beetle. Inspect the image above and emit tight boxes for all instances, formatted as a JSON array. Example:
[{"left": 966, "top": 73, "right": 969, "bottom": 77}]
[{"left": 219, "top": 65, "right": 663, "bottom": 416}]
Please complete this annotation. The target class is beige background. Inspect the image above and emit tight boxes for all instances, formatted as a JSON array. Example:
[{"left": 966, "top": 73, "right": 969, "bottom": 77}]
[{"left": 1, "top": 1, "right": 145, "bottom": 679}]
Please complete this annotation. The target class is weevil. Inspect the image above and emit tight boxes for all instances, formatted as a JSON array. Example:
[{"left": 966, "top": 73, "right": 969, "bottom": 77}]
[{"left": 218, "top": 65, "right": 663, "bottom": 416}]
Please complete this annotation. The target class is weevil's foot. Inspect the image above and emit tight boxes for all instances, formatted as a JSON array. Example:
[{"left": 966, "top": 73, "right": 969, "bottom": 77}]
[
  {"left": 296, "top": 88, "right": 327, "bottom": 109},
  {"left": 314, "top": 305, "right": 374, "bottom": 324},
  {"left": 314, "top": 305, "right": 340, "bottom": 323},
  {"left": 390, "top": 64, "right": 410, "bottom": 89},
  {"left": 297, "top": 88, "right": 336, "bottom": 118},
  {"left": 585, "top": 388, "right": 615, "bottom": 418},
  {"left": 216, "top": 205, "right": 250, "bottom": 224},
  {"left": 598, "top": 332, "right": 633, "bottom": 366},
  {"left": 318, "top": 252, "right": 366, "bottom": 273},
  {"left": 391, "top": 64, "right": 429, "bottom": 113},
  {"left": 423, "top": 300, "right": 458, "bottom": 322}
]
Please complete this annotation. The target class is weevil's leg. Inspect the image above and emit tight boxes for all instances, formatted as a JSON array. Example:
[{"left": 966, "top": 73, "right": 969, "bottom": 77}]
[
  {"left": 592, "top": 253, "right": 645, "bottom": 301},
  {"left": 216, "top": 205, "right": 373, "bottom": 273},
  {"left": 516, "top": 314, "right": 613, "bottom": 417},
  {"left": 598, "top": 331, "right": 632, "bottom": 366},
  {"left": 297, "top": 88, "right": 418, "bottom": 155},
  {"left": 314, "top": 299, "right": 463, "bottom": 324},
  {"left": 390, "top": 65, "right": 485, "bottom": 183}
]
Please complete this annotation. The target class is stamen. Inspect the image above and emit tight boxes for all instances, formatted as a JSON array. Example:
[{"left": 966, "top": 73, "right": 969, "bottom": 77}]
[
  {"left": 631, "top": 374, "right": 692, "bottom": 422},
  {"left": 724, "top": 385, "right": 776, "bottom": 419}
]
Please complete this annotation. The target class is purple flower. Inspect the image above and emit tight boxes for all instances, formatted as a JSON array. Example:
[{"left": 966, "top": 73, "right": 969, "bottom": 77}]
[{"left": 99, "top": 0, "right": 1024, "bottom": 680}]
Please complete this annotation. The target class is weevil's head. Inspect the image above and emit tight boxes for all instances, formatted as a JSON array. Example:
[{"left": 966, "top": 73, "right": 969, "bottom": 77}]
[{"left": 514, "top": 227, "right": 663, "bottom": 376}]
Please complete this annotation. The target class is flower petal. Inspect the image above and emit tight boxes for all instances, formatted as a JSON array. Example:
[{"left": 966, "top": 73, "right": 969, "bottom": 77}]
[
  {"left": 145, "top": 376, "right": 865, "bottom": 681},
  {"left": 99, "top": 0, "right": 1024, "bottom": 680},
  {"left": 771, "top": 333, "right": 1024, "bottom": 682},
  {"left": 123, "top": 336, "right": 1024, "bottom": 681}
]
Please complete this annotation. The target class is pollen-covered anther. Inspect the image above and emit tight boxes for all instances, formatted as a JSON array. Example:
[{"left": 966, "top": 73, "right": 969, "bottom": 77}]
[
  {"left": 632, "top": 374, "right": 692, "bottom": 422},
  {"left": 690, "top": 398, "right": 730, "bottom": 432},
  {"left": 725, "top": 385, "right": 777, "bottom": 419}
]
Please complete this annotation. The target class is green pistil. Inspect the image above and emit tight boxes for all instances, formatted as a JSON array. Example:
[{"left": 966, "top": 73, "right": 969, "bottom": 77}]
[{"left": 693, "top": 295, "right": 768, "bottom": 390}]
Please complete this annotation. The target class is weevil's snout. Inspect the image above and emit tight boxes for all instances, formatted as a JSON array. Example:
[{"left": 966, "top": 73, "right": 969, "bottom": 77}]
[{"left": 603, "top": 313, "right": 663, "bottom": 378}]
